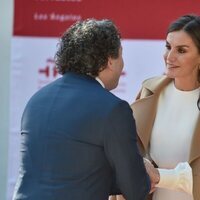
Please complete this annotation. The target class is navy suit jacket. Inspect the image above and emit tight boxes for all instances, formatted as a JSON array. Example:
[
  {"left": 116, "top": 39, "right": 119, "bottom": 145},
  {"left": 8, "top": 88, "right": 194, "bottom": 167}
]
[{"left": 13, "top": 72, "right": 150, "bottom": 200}]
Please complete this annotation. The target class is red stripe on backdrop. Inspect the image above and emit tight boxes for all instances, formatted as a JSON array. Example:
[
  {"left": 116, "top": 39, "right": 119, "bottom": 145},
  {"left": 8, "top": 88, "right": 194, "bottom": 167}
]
[{"left": 14, "top": 0, "right": 200, "bottom": 39}]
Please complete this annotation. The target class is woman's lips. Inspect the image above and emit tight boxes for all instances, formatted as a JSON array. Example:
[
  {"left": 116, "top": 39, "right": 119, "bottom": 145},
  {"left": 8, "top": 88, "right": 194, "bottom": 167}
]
[{"left": 167, "top": 63, "right": 179, "bottom": 68}]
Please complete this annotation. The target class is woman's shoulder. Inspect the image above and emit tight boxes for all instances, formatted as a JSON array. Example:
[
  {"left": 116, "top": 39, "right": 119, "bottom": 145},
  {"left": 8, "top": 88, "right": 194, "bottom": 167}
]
[
  {"left": 142, "top": 75, "right": 168, "bottom": 86},
  {"left": 139, "top": 75, "right": 172, "bottom": 96}
]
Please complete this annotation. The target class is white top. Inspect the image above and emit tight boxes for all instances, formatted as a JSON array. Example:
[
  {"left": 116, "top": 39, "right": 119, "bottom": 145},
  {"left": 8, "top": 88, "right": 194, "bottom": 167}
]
[{"left": 149, "top": 82, "right": 199, "bottom": 200}]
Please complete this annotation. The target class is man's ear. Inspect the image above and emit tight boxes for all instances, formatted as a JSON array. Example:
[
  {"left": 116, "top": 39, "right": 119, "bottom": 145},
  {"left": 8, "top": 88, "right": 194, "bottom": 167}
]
[{"left": 107, "top": 57, "right": 114, "bottom": 71}]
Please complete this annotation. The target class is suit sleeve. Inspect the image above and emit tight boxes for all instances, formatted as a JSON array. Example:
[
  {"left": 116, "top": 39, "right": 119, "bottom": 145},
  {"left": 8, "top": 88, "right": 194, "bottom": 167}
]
[{"left": 104, "top": 100, "right": 150, "bottom": 200}]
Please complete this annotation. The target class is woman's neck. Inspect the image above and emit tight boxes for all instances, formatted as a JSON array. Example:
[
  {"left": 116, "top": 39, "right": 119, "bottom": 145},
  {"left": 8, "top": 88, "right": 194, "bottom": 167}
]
[{"left": 174, "top": 78, "right": 200, "bottom": 91}]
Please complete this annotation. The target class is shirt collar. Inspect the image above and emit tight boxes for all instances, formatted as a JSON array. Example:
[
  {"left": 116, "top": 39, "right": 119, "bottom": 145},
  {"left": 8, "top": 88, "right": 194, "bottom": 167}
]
[{"left": 95, "top": 77, "right": 105, "bottom": 88}]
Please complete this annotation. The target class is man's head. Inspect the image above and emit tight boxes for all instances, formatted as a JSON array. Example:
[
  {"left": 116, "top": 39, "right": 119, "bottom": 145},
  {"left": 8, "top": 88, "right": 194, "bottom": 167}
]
[{"left": 55, "top": 18, "right": 123, "bottom": 90}]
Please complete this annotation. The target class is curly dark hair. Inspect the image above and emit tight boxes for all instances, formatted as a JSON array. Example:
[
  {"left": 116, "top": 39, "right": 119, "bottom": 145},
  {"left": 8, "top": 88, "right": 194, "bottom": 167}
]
[
  {"left": 167, "top": 14, "right": 200, "bottom": 110},
  {"left": 55, "top": 19, "right": 121, "bottom": 77}
]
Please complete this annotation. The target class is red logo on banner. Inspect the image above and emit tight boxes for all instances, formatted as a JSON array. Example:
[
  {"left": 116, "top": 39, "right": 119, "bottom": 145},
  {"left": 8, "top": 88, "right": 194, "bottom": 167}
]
[
  {"left": 38, "top": 58, "right": 60, "bottom": 89},
  {"left": 38, "top": 58, "right": 58, "bottom": 78}
]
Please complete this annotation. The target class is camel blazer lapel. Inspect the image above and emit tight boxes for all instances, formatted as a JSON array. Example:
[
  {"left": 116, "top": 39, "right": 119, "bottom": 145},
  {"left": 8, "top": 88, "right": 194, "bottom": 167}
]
[
  {"left": 131, "top": 75, "right": 200, "bottom": 164},
  {"left": 189, "top": 114, "right": 200, "bottom": 163}
]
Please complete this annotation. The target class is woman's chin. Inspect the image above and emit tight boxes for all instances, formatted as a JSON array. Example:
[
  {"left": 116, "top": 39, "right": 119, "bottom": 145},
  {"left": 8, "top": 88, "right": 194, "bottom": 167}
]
[{"left": 165, "top": 71, "right": 176, "bottom": 79}]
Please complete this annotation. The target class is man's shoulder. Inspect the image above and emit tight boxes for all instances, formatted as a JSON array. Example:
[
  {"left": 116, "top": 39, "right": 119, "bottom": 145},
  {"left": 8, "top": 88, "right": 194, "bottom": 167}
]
[
  {"left": 98, "top": 87, "right": 126, "bottom": 105},
  {"left": 88, "top": 86, "right": 130, "bottom": 116},
  {"left": 101, "top": 89, "right": 121, "bottom": 101},
  {"left": 25, "top": 77, "right": 61, "bottom": 104}
]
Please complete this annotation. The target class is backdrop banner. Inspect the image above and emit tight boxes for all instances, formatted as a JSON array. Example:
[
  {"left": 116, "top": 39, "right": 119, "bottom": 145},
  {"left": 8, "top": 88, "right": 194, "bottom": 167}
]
[{"left": 8, "top": 0, "right": 200, "bottom": 199}]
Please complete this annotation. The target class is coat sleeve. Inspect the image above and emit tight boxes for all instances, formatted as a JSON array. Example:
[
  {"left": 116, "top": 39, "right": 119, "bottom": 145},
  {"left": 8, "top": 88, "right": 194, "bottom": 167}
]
[{"left": 104, "top": 100, "right": 150, "bottom": 200}]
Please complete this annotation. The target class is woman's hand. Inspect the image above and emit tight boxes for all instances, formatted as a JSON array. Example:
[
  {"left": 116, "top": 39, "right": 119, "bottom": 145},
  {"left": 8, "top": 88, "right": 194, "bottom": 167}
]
[{"left": 143, "top": 158, "right": 160, "bottom": 193}]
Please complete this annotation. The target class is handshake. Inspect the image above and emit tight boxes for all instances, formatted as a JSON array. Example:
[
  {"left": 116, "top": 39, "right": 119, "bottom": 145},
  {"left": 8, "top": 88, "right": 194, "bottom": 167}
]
[{"left": 143, "top": 158, "right": 160, "bottom": 193}]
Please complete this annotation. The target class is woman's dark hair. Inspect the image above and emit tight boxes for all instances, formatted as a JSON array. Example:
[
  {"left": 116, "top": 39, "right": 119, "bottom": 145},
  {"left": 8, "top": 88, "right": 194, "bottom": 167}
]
[
  {"left": 167, "top": 14, "right": 200, "bottom": 110},
  {"left": 55, "top": 18, "right": 121, "bottom": 77},
  {"left": 198, "top": 98, "right": 200, "bottom": 110}
]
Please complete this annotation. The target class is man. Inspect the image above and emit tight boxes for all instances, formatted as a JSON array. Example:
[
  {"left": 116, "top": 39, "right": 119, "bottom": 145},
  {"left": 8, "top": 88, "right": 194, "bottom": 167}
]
[{"left": 13, "top": 19, "right": 152, "bottom": 200}]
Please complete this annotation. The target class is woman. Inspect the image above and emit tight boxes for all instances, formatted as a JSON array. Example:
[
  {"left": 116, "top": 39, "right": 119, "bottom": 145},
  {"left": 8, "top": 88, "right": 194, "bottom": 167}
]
[{"left": 112, "top": 14, "right": 200, "bottom": 200}]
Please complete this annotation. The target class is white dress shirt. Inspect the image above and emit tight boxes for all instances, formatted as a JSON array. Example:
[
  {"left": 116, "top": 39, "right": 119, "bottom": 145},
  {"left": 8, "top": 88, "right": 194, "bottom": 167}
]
[{"left": 96, "top": 77, "right": 105, "bottom": 88}]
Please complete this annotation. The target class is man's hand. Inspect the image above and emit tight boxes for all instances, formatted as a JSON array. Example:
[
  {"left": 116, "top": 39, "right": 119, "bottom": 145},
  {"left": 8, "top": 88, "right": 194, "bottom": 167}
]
[{"left": 143, "top": 158, "right": 160, "bottom": 193}]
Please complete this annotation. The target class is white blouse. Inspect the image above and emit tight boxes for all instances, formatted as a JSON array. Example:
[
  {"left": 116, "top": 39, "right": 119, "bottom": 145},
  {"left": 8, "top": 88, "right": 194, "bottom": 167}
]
[{"left": 150, "top": 82, "right": 199, "bottom": 200}]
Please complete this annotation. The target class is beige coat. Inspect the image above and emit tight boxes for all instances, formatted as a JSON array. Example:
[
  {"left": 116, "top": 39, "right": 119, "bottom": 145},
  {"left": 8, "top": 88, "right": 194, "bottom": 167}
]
[{"left": 110, "top": 75, "right": 200, "bottom": 200}]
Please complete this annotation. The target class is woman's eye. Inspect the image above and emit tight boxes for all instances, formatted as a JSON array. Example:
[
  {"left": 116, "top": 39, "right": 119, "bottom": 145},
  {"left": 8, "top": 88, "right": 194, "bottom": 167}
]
[
  {"left": 165, "top": 45, "right": 170, "bottom": 50},
  {"left": 178, "top": 48, "right": 186, "bottom": 53}
]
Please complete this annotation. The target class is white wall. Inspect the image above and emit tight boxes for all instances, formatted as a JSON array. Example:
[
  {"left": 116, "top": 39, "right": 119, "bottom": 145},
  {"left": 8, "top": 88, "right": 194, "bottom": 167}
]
[{"left": 0, "top": 0, "right": 13, "bottom": 199}]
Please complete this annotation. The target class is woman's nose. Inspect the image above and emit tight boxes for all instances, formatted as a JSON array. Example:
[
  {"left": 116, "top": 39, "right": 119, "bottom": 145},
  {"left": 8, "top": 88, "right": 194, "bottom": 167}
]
[{"left": 166, "top": 50, "right": 176, "bottom": 62}]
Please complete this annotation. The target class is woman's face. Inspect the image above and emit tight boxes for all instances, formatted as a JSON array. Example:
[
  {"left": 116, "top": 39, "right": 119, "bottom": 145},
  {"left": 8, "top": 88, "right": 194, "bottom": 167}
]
[{"left": 163, "top": 30, "right": 200, "bottom": 81}]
